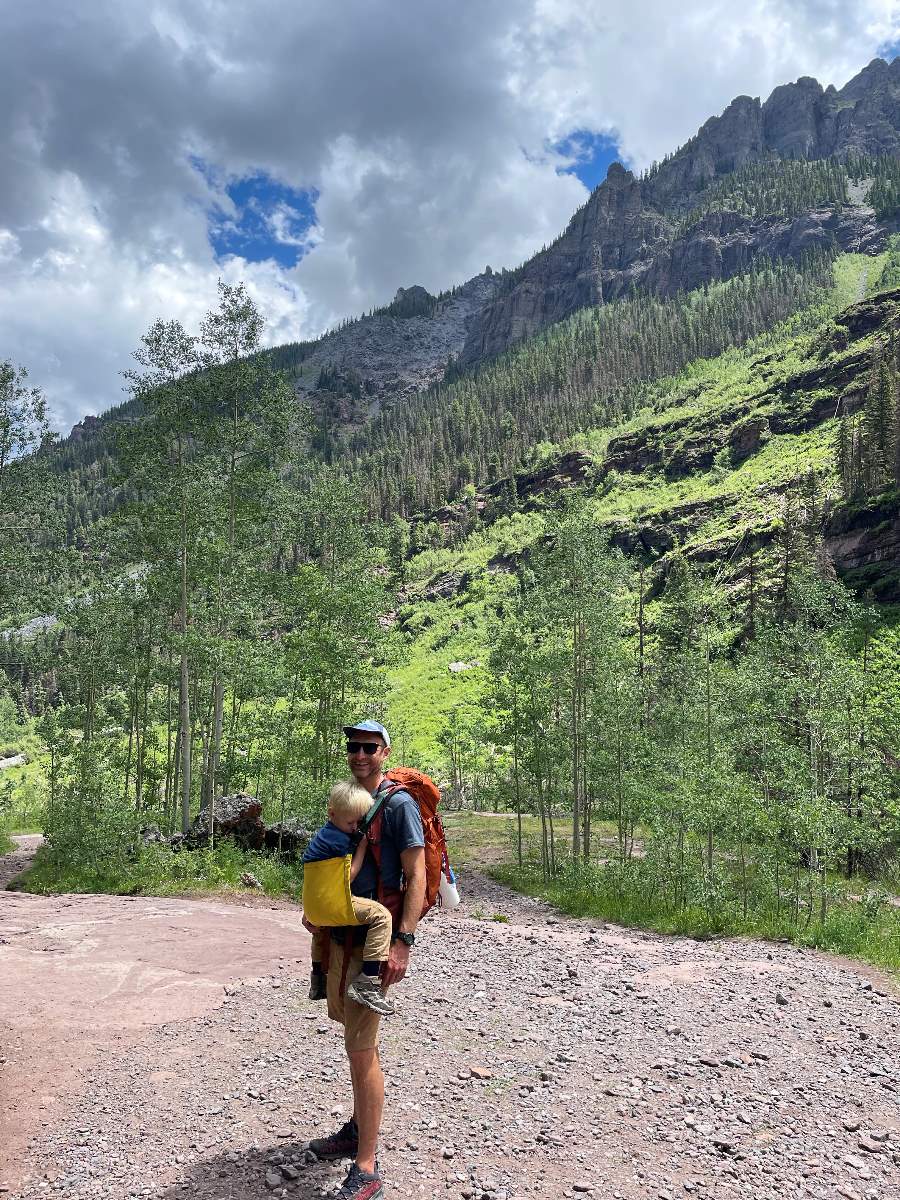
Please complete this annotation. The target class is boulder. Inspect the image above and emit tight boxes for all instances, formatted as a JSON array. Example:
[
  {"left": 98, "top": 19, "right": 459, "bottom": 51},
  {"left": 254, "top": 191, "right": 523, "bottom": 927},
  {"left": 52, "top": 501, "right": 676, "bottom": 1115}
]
[
  {"left": 139, "top": 824, "right": 169, "bottom": 846},
  {"left": 183, "top": 792, "right": 266, "bottom": 851},
  {"left": 263, "top": 821, "right": 313, "bottom": 860},
  {"left": 729, "top": 415, "right": 770, "bottom": 461}
]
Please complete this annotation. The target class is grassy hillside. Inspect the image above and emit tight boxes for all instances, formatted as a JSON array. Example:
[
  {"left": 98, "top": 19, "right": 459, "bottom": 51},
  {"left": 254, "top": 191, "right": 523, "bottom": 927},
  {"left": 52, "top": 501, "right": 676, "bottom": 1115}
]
[{"left": 387, "top": 251, "right": 899, "bottom": 767}]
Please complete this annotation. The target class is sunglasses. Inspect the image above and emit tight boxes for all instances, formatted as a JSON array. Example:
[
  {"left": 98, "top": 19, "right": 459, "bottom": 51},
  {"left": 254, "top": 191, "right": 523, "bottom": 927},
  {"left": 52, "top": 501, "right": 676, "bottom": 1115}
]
[{"left": 346, "top": 741, "right": 382, "bottom": 755}]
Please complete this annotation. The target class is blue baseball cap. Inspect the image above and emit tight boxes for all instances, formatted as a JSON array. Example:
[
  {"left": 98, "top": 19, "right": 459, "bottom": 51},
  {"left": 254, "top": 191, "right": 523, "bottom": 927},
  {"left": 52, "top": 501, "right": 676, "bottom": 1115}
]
[{"left": 343, "top": 719, "right": 391, "bottom": 748}]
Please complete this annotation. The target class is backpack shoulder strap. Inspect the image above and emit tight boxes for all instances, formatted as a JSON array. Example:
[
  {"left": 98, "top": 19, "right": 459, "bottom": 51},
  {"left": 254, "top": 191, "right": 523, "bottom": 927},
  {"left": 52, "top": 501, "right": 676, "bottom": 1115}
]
[{"left": 359, "top": 781, "right": 402, "bottom": 838}]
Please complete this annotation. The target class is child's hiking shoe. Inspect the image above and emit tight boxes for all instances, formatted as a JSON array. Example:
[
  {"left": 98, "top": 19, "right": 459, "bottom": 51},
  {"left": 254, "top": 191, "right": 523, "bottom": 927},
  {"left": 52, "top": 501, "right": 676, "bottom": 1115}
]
[
  {"left": 307, "top": 1118, "right": 358, "bottom": 1160},
  {"left": 337, "top": 1161, "right": 383, "bottom": 1200},
  {"left": 308, "top": 972, "right": 327, "bottom": 1001},
  {"left": 346, "top": 972, "right": 395, "bottom": 1016}
]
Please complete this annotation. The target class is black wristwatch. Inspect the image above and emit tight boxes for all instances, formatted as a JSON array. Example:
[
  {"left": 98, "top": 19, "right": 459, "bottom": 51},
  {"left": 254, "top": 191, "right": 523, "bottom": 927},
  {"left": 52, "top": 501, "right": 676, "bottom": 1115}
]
[{"left": 394, "top": 931, "right": 415, "bottom": 948}]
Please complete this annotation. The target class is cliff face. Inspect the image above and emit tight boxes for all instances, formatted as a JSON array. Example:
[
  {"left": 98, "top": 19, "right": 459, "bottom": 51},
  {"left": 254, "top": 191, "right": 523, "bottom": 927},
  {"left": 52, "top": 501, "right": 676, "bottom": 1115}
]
[
  {"left": 648, "top": 64, "right": 900, "bottom": 203},
  {"left": 295, "top": 271, "right": 499, "bottom": 416},
  {"left": 825, "top": 498, "right": 900, "bottom": 599},
  {"left": 458, "top": 58, "right": 900, "bottom": 367},
  {"left": 464, "top": 188, "right": 883, "bottom": 364}
]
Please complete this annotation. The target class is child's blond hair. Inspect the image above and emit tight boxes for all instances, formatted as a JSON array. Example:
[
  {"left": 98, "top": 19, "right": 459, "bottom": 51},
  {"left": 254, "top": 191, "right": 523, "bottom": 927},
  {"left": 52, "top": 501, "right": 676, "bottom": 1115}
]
[{"left": 328, "top": 779, "right": 373, "bottom": 823}]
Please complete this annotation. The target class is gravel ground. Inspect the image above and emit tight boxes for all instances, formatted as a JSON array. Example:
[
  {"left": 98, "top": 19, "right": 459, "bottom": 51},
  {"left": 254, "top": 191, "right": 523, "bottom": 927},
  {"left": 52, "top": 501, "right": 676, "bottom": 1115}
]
[{"left": 2, "top": 856, "right": 899, "bottom": 1200}]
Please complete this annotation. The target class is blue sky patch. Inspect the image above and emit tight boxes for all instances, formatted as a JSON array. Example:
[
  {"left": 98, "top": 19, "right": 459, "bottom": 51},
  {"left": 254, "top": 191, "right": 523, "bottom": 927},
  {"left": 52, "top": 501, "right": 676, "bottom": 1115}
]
[
  {"left": 194, "top": 161, "right": 319, "bottom": 268},
  {"left": 554, "top": 129, "right": 623, "bottom": 191}
]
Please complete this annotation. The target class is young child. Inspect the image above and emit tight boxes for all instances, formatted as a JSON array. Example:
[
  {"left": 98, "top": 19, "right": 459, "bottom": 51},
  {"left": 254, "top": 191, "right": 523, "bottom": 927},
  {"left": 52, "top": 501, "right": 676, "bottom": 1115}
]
[{"left": 302, "top": 779, "right": 394, "bottom": 1016}]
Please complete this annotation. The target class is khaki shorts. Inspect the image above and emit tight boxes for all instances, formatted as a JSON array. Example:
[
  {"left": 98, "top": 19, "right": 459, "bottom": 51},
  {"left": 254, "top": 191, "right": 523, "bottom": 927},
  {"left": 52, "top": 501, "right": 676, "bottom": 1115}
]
[
  {"left": 310, "top": 897, "right": 392, "bottom": 966},
  {"left": 325, "top": 937, "right": 385, "bottom": 1053}
]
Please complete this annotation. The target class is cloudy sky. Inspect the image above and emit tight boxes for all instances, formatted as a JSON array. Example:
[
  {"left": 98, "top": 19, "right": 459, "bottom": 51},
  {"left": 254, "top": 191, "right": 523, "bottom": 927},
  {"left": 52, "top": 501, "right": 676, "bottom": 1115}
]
[{"left": 2, "top": 0, "right": 900, "bottom": 431}]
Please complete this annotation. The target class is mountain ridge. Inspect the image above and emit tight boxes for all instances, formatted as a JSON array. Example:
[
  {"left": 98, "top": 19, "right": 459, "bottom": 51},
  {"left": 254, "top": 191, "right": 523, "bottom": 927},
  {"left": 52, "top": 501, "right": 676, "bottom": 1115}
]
[
  {"left": 62, "top": 57, "right": 900, "bottom": 446},
  {"left": 460, "top": 57, "right": 900, "bottom": 364}
]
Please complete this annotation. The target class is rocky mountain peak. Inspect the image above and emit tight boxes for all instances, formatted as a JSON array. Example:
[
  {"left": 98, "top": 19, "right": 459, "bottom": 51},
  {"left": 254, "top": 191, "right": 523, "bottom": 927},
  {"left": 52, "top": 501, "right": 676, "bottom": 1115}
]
[
  {"left": 605, "top": 160, "right": 633, "bottom": 184},
  {"left": 392, "top": 284, "right": 434, "bottom": 308},
  {"left": 838, "top": 56, "right": 895, "bottom": 100},
  {"left": 68, "top": 414, "right": 102, "bottom": 442}
]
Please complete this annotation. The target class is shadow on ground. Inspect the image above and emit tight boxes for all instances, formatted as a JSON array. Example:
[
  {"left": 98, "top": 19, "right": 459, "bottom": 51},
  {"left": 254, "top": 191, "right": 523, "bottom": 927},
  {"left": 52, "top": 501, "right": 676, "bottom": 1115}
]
[{"left": 152, "top": 1141, "right": 362, "bottom": 1199}]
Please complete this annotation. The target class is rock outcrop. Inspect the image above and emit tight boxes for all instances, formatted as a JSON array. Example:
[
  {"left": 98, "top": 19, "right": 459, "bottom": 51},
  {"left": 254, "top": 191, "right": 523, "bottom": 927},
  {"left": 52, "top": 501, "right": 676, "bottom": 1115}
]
[
  {"left": 826, "top": 498, "right": 900, "bottom": 601},
  {"left": 162, "top": 797, "right": 313, "bottom": 862},
  {"left": 263, "top": 820, "right": 312, "bottom": 860},
  {"left": 295, "top": 271, "right": 499, "bottom": 416},
  {"left": 181, "top": 793, "right": 266, "bottom": 852}
]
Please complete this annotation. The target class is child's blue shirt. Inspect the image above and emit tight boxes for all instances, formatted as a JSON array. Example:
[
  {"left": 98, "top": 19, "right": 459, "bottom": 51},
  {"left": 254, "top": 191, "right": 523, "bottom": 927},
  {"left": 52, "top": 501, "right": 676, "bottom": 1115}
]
[{"left": 303, "top": 820, "right": 352, "bottom": 864}]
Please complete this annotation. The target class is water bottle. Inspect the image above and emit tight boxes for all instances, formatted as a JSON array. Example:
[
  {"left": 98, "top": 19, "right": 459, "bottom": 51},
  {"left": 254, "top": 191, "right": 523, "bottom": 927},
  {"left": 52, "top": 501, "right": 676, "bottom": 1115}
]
[{"left": 438, "top": 862, "right": 461, "bottom": 909}]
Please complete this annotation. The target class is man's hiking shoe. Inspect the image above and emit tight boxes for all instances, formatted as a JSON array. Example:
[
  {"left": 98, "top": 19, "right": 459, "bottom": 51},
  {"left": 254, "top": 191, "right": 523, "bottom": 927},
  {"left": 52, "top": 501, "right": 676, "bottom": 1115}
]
[
  {"left": 337, "top": 1161, "right": 383, "bottom": 1200},
  {"left": 307, "top": 1118, "right": 358, "bottom": 1160},
  {"left": 308, "top": 973, "right": 327, "bottom": 1001},
  {"left": 346, "top": 972, "right": 395, "bottom": 1016}
]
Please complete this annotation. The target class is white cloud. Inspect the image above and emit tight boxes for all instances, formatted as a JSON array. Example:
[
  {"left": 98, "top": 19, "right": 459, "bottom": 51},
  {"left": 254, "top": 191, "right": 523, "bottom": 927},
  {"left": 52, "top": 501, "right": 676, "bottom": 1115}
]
[{"left": 1, "top": 0, "right": 899, "bottom": 430}]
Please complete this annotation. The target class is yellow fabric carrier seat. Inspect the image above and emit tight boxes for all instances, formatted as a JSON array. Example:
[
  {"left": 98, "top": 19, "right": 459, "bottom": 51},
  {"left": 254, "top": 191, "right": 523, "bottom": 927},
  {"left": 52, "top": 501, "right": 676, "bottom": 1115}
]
[{"left": 302, "top": 855, "right": 362, "bottom": 927}]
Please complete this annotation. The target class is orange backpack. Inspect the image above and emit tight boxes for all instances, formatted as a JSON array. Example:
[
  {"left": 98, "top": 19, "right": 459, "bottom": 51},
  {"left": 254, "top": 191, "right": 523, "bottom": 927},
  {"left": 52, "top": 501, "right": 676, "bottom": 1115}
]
[{"left": 362, "top": 766, "right": 451, "bottom": 923}]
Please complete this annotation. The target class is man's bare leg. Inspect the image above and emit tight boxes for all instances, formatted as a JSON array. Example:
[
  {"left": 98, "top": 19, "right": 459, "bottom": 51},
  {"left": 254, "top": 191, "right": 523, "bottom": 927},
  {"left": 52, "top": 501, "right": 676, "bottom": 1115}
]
[{"left": 348, "top": 1046, "right": 383, "bottom": 1174}]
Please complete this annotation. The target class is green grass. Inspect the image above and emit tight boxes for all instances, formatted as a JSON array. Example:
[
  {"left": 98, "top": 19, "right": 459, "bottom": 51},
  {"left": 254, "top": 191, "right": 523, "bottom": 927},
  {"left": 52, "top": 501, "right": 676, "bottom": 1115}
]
[
  {"left": 0, "top": 718, "right": 47, "bottom": 834},
  {"left": 387, "top": 592, "right": 504, "bottom": 768},
  {"left": 443, "top": 810, "right": 556, "bottom": 869},
  {"left": 20, "top": 840, "right": 304, "bottom": 900}
]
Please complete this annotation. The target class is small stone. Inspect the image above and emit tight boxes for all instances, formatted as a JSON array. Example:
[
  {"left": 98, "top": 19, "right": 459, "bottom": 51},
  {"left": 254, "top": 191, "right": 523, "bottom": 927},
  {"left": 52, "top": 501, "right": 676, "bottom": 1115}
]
[
  {"left": 469, "top": 1066, "right": 494, "bottom": 1080},
  {"left": 442, "top": 1147, "right": 455, "bottom": 1159},
  {"left": 776, "top": 991, "right": 789, "bottom": 1006},
  {"left": 265, "top": 1169, "right": 283, "bottom": 1189},
  {"left": 843, "top": 1119, "right": 862, "bottom": 1133},
  {"left": 857, "top": 1136, "right": 883, "bottom": 1154}
]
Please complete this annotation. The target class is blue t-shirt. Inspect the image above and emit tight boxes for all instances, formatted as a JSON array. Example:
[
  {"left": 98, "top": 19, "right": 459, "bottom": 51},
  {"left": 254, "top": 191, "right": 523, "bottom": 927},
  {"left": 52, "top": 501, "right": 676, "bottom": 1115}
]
[
  {"left": 352, "top": 784, "right": 425, "bottom": 896},
  {"left": 302, "top": 820, "right": 353, "bottom": 864}
]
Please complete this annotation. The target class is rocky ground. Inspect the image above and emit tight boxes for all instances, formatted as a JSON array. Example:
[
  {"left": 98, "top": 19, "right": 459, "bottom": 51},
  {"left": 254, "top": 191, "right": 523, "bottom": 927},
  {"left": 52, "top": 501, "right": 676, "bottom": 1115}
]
[{"left": 1, "top": 845, "right": 898, "bottom": 1200}]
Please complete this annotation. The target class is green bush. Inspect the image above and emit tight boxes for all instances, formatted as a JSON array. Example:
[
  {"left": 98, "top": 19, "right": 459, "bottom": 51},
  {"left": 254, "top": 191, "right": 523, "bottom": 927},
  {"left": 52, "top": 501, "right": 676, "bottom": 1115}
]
[{"left": 25, "top": 838, "right": 304, "bottom": 899}]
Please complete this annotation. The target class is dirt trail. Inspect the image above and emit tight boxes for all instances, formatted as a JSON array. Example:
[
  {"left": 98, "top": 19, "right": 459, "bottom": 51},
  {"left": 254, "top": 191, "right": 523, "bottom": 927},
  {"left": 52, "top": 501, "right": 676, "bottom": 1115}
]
[
  {"left": 0, "top": 835, "right": 43, "bottom": 890},
  {"left": 0, "top": 849, "right": 898, "bottom": 1200}
]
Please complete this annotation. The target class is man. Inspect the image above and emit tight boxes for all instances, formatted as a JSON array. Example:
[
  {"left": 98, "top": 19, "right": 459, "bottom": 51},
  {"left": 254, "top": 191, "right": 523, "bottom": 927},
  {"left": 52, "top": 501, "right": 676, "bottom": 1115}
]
[{"left": 305, "top": 719, "right": 425, "bottom": 1200}]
